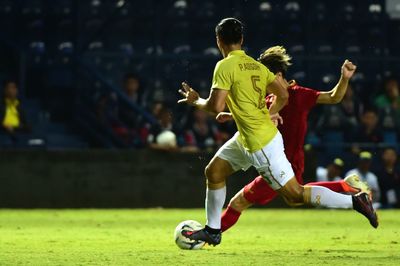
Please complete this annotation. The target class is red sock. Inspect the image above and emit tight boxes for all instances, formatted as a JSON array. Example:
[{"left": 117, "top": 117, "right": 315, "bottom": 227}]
[
  {"left": 305, "top": 180, "right": 349, "bottom": 193},
  {"left": 221, "top": 205, "right": 241, "bottom": 232}
]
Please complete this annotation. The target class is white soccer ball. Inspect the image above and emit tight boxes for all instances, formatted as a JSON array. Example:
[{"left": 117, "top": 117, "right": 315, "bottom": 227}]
[
  {"left": 156, "top": 130, "right": 177, "bottom": 147},
  {"left": 174, "top": 220, "right": 205, "bottom": 250}
]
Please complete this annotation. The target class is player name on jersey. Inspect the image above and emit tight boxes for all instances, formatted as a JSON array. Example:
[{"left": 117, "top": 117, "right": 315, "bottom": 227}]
[{"left": 238, "top": 63, "right": 261, "bottom": 71}]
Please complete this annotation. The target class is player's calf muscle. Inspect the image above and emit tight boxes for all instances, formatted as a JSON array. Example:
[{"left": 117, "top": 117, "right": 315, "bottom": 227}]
[
  {"left": 278, "top": 177, "right": 306, "bottom": 205},
  {"left": 205, "top": 166, "right": 226, "bottom": 188},
  {"left": 229, "top": 189, "right": 252, "bottom": 212}
]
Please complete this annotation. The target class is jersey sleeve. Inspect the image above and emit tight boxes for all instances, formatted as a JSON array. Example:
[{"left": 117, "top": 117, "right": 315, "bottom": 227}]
[
  {"left": 211, "top": 60, "right": 233, "bottom": 91},
  {"left": 296, "top": 86, "right": 321, "bottom": 110}
]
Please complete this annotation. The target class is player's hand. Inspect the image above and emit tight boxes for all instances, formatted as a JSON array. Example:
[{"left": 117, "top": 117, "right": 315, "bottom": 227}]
[
  {"left": 270, "top": 113, "right": 283, "bottom": 127},
  {"left": 341, "top": 59, "right": 357, "bottom": 80},
  {"left": 216, "top": 112, "right": 233, "bottom": 123},
  {"left": 178, "top": 82, "right": 200, "bottom": 106}
]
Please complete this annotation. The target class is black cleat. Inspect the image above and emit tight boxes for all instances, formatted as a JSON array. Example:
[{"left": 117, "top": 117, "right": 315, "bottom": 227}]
[
  {"left": 181, "top": 227, "right": 222, "bottom": 246},
  {"left": 352, "top": 192, "right": 379, "bottom": 228}
]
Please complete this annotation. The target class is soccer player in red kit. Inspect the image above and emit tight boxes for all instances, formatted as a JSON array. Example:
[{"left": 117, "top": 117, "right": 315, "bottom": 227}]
[{"left": 218, "top": 46, "right": 370, "bottom": 232}]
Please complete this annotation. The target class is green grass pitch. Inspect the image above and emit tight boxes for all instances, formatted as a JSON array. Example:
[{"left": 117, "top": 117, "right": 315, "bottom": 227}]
[{"left": 0, "top": 209, "right": 399, "bottom": 265}]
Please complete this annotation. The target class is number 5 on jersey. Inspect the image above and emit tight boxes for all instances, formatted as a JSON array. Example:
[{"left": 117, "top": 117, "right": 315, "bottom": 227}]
[{"left": 251, "top": 75, "right": 265, "bottom": 109}]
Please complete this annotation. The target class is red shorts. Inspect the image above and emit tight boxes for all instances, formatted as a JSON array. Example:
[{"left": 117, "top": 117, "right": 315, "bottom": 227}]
[{"left": 243, "top": 164, "right": 303, "bottom": 205}]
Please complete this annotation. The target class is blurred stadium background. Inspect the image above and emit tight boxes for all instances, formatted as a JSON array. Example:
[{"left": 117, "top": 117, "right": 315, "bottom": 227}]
[{"left": 0, "top": 0, "right": 399, "bottom": 209}]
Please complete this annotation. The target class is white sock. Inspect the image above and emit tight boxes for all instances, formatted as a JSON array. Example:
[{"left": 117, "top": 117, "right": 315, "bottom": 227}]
[
  {"left": 206, "top": 186, "right": 226, "bottom": 229},
  {"left": 306, "top": 186, "right": 353, "bottom": 209}
]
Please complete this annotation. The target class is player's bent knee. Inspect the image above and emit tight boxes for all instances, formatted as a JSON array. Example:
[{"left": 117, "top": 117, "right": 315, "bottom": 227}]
[
  {"left": 204, "top": 158, "right": 231, "bottom": 185},
  {"left": 205, "top": 164, "right": 221, "bottom": 183}
]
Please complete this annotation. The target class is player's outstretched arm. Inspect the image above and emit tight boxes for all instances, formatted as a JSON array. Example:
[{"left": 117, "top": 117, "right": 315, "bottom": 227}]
[
  {"left": 178, "top": 82, "right": 228, "bottom": 115},
  {"left": 267, "top": 75, "right": 289, "bottom": 115},
  {"left": 317, "top": 59, "right": 357, "bottom": 104}
]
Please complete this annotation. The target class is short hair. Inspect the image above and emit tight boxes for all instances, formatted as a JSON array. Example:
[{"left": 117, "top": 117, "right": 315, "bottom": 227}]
[
  {"left": 363, "top": 107, "right": 378, "bottom": 115},
  {"left": 258, "top": 46, "right": 292, "bottom": 77},
  {"left": 123, "top": 73, "right": 139, "bottom": 83},
  {"left": 215, "top": 18, "right": 244, "bottom": 45},
  {"left": 3, "top": 79, "right": 17, "bottom": 88},
  {"left": 382, "top": 146, "right": 397, "bottom": 154}
]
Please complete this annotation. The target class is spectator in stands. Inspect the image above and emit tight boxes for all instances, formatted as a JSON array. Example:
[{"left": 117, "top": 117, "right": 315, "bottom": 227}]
[
  {"left": 376, "top": 147, "right": 400, "bottom": 208},
  {"left": 375, "top": 77, "right": 400, "bottom": 110},
  {"left": 316, "top": 84, "right": 363, "bottom": 137},
  {"left": 374, "top": 77, "right": 400, "bottom": 130},
  {"left": 147, "top": 106, "right": 179, "bottom": 151},
  {"left": 348, "top": 108, "right": 382, "bottom": 143},
  {"left": 122, "top": 73, "right": 146, "bottom": 108},
  {"left": 184, "top": 109, "right": 220, "bottom": 151},
  {"left": 95, "top": 90, "right": 143, "bottom": 147},
  {"left": 345, "top": 151, "right": 380, "bottom": 205},
  {"left": 95, "top": 91, "right": 119, "bottom": 126},
  {"left": 118, "top": 73, "right": 144, "bottom": 128},
  {"left": 316, "top": 158, "right": 344, "bottom": 182},
  {"left": 0, "top": 80, "right": 29, "bottom": 137},
  {"left": 340, "top": 84, "right": 363, "bottom": 128}
]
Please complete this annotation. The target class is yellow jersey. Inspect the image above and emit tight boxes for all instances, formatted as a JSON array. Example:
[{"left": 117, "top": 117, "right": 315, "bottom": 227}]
[
  {"left": 211, "top": 50, "right": 277, "bottom": 152},
  {"left": 3, "top": 99, "right": 20, "bottom": 128}
]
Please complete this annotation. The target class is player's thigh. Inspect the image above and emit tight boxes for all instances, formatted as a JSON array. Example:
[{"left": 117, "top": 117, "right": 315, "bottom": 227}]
[
  {"left": 210, "top": 133, "right": 251, "bottom": 181},
  {"left": 251, "top": 132, "right": 295, "bottom": 191}
]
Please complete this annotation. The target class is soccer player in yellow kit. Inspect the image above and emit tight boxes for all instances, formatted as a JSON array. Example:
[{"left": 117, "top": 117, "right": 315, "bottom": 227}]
[{"left": 178, "top": 18, "right": 377, "bottom": 246}]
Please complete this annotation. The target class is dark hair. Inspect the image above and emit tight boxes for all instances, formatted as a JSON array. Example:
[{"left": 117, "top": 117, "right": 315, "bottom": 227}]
[
  {"left": 382, "top": 146, "right": 397, "bottom": 153},
  {"left": 3, "top": 79, "right": 17, "bottom": 88},
  {"left": 123, "top": 73, "right": 139, "bottom": 83},
  {"left": 363, "top": 107, "right": 378, "bottom": 115},
  {"left": 215, "top": 18, "right": 243, "bottom": 45}
]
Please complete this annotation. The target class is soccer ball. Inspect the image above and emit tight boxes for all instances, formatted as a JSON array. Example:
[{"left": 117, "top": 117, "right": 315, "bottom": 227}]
[{"left": 174, "top": 220, "right": 205, "bottom": 250}]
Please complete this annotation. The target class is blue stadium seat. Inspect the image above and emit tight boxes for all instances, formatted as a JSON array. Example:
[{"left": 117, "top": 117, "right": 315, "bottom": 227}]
[
  {"left": 164, "top": 0, "right": 190, "bottom": 19},
  {"left": 241, "top": 1, "right": 276, "bottom": 21},
  {"left": 21, "top": 0, "right": 43, "bottom": 18},
  {"left": 383, "top": 131, "right": 398, "bottom": 146},
  {"left": 335, "top": 1, "right": 358, "bottom": 22},
  {"left": 281, "top": 0, "right": 303, "bottom": 21},
  {"left": 192, "top": 1, "right": 218, "bottom": 19},
  {"left": 46, "top": 133, "right": 88, "bottom": 149},
  {"left": 308, "top": 61, "right": 340, "bottom": 88},
  {"left": 79, "top": 0, "right": 109, "bottom": 19},
  {"left": 322, "top": 131, "right": 344, "bottom": 156},
  {"left": 362, "top": 2, "right": 386, "bottom": 22},
  {"left": 130, "top": 0, "right": 155, "bottom": 18},
  {"left": 388, "top": 22, "right": 400, "bottom": 55},
  {"left": 49, "top": 0, "right": 73, "bottom": 17},
  {"left": 308, "top": 1, "right": 330, "bottom": 22},
  {"left": 0, "top": 134, "right": 13, "bottom": 148}
]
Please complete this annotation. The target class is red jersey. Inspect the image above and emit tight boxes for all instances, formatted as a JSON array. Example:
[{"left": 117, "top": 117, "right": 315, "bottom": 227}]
[{"left": 266, "top": 84, "right": 320, "bottom": 181}]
